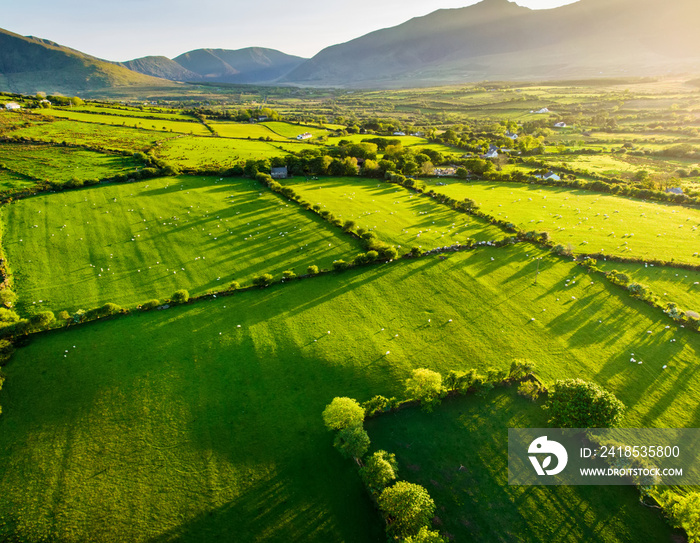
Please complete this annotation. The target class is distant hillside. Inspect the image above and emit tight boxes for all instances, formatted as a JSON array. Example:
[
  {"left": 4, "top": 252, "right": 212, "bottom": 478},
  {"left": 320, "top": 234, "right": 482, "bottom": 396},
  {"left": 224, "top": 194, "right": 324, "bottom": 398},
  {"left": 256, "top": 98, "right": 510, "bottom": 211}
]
[
  {"left": 119, "top": 56, "right": 201, "bottom": 82},
  {"left": 0, "top": 28, "right": 172, "bottom": 95},
  {"left": 284, "top": 0, "right": 700, "bottom": 87},
  {"left": 172, "top": 47, "right": 306, "bottom": 83}
]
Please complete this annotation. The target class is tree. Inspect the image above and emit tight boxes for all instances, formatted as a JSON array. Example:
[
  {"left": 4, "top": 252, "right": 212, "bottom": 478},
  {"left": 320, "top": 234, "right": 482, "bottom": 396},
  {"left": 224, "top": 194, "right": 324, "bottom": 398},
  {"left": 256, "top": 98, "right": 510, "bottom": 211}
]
[
  {"left": 544, "top": 379, "right": 625, "bottom": 428},
  {"left": 670, "top": 492, "right": 700, "bottom": 543},
  {"left": 282, "top": 270, "right": 296, "bottom": 280},
  {"left": 171, "top": 290, "right": 190, "bottom": 304},
  {"left": 404, "top": 527, "right": 448, "bottom": 543},
  {"left": 0, "top": 308, "right": 20, "bottom": 326},
  {"left": 333, "top": 425, "right": 370, "bottom": 459},
  {"left": 322, "top": 397, "right": 365, "bottom": 431},
  {"left": 378, "top": 481, "right": 436, "bottom": 539},
  {"left": 509, "top": 359, "right": 536, "bottom": 380},
  {"left": 0, "top": 290, "right": 17, "bottom": 308},
  {"left": 360, "top": 450, "right": 398, "bottom": 495},
  {"left": 307, "top": 265, "right": 319, "bottom": 275},
  {"left": 405, "top": 368, "right": 445, "bottom": 411}
]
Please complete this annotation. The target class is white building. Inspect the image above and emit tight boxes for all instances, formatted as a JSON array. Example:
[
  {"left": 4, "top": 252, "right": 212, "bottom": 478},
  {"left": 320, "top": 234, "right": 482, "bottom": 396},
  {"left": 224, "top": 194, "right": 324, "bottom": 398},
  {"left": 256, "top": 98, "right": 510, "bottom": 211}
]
[
  {"left": 393, "top": 131, "right": 406, "bottom": 136},
  {"left": 5, "top": 102, "right": 21, "bottom": 111},
  {"left": 296, "top": 132, "right": 313, "bottom": 140},
  {"left": 554, "top": 122, "right": 567, "bottom": 128}
]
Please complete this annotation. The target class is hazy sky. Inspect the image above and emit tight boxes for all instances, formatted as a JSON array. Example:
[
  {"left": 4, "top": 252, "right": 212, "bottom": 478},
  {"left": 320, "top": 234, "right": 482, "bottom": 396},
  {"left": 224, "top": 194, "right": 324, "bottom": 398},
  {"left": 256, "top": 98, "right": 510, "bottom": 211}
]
[{"left": 4, "top": 0, "right": 579, "bottom": 61}]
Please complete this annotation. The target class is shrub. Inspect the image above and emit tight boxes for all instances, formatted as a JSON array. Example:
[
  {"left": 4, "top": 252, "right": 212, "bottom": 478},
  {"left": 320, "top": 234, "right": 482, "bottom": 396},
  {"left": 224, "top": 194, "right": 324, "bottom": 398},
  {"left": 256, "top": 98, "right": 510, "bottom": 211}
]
[
  {"left": 404, "top": 527, "right": 448, "bottom": 543},
  {"left": 332, "top": 260, "right": 348, "bottom": 271},
  {"left": 57, "top": 310, "right": 71, "bottom": 322},
  {"left": 342, "top": 220, "right": 356, "bottom": 232},
  {"left": 544, "top": 379, "right": 625, "bottom": 428},
  {"left": 379, "top": 246, "right": 399, "bottom": 260},
  {"left": 28, "top": 311, "right": 55, "bottom": 331},
  {"left": 410, "top": 246, "right": 424, "bottom": 258},
  {"left": 333, "top": 425, "right": 370, "bottom": 459},
  {"left": 171, "top": 290, "right": 190, "bottom": 304},
  {"left": 0, "top": 308, "right": 20, "bottom": 326},
  {"left": 141, "top": 299, "right": 160, "bottom": 310},
  {"left": 508, "top": 359, "right": 536, "bottom": 380},
  {"left": 307, "top": 265, "right": 320, "bottom": 275},
  {"left": 229, "top": 281, "right": 241, "bottom": 291},
  {"left": 0, "top": 339, "right": 14, "bottom": 365},
  {"left": 0, "top": 290, "right": 17, "bottom": 308},
  {"left": 282, "top": 270, "right": 297, "bottom": 280},
  {"left": 518, "top": 380, "right": 544, "bottom": 401},
  {"left": 322, "top": 397, "right": 365, "bottom": 431},
  {"left": 405, "top": 368, "right": 445, "bottom": 411},
  {"left": 86, "top": 303, "right": 122, "bottom": 320},
  {"left": 669, "top": 492, "right": 700, "bottom": 542},
  {"left": 378, "top": 481, "right": 436, "bottom": 539},
  {"left": 252, "top": 274, "right": 273, "bottom": 287},
  {"left": 360, "top": 450, "right": 398, "bottom": 495},
  {"left": 361, "top": 395, "right": 392, "bottom": 417}
]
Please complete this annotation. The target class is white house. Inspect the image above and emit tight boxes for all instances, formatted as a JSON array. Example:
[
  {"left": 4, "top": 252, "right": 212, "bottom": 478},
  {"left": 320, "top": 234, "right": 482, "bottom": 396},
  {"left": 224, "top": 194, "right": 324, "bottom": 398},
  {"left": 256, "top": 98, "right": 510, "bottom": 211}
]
[
  {"left": 484, "top": 145, "right": 499, "bottom": 159},
  {"left": 505, "top": 131, "right": 518, "bottom": 140},
  {"left": 296, "top": 132, "right": 313, "bottom": 140},
  {"left": 554, "top": 122, "right": 567, "bottom": 128},
  {"left": 533, "top": 107, "right": 549, "bottom": 114},
  {"left": 5, "top": 102, "right": 21, "bottom": 111},
  {"left": 537, "top": 170, "right": 560, "bottom": 181},
  {"left": 393, "top": 131, "right": 406, "bottom": 136}
]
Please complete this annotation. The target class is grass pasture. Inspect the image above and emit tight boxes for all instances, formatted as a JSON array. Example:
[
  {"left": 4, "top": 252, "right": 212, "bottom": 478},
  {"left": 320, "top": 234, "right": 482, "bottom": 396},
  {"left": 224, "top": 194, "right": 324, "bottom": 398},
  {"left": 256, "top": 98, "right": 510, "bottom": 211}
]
[
  {"left": 208, "top": 121, "right": 287, "bottom": 141},
  {"left": 0, "top": 170, "right": 34, "bottom": 193},
  {"left": 428, "top": 179, "right": 700, "bottom": 264},
  {"left": 261, "top": 121, "right": 330, "bottom": 140},
  {"left": 36, "top": 109, "right": 211, "bottom": 136},
  {"left": 0, "top": 144, "right": 141, "bottom": 187},
  {"left": 1, "top": 175, "right": 362, "bottom": 313},
  {"left": 155, "top": 136, "right": 297, "bottom": 168},
  {"left": 1, "top": 245, "right": 699, "bottom": 541},
  {"left": 282, "top": 176, "right": 506, "bottom": 249},
  {"left": 12, "top": 119, "right": 171, "bottom": 152},
  {"left": 366, "top": 388, "right": 674, "bottom": 542}
]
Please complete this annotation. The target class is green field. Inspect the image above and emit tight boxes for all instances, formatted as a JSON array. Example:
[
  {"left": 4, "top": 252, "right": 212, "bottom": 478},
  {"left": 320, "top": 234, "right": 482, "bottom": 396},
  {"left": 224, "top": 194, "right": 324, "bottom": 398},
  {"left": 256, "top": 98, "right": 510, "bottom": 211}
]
[
  {"left": 1, "top": 244, "right": 698, "bottom": 541},
  {"left": 71, "top": 105, "right": 192, "bottom": 120},
  {"left": 0, "top": 170, "right": 35, "bottom": 193},
  {"left": 12, "top": 119, "right": 171, "bottom": 152},
  {"left": 36, "top": 109, "right": 211, "bottom": 136},
  {"left": 282, "top": 176, "right": 506, "bottom": 248},
  {"left": 1, "top": 175, "right": 362, "bottom": 313},
  {"left": 208, "top": 121, "right": 287, "bottom": 140},
  {"left": 366, "top": 388, "right": 675, "bottom": 542},
  {"left": 262, "top": 121, "right": 330, "bottom": 139},
  {"left": 327, "top": 134, "right": 459, "bottom": 156},
  {"left": 596, "top": 261, "right": 700, "bottom": 314},
  {"left": 0, "top": 144, "right": 140, "bottom": 187},
  {"left": 428, "top": 179, "right": 700, "bottom": 264},
  {"left": 155, "top": 136, "right": 297, "bottom": 168}
]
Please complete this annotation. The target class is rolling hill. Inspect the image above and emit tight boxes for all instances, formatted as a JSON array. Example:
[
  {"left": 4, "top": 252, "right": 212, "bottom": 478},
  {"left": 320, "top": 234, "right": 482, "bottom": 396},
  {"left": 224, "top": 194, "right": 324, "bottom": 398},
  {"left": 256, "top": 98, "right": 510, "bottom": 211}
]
[
  {"left": 0, "top": 28, "right": 172, "bottom": 95},
  {"left": 283, "top": 0, "right": 700, "bottom": 87},
  {"left": 118, "top": 56, "right": 201, "bottom": 82}
]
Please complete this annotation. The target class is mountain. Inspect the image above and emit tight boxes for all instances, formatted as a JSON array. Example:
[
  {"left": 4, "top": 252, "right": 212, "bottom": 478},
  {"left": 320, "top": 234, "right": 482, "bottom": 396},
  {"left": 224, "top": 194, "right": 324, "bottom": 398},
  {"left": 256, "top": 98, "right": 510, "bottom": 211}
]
[
  {"left": 283, "top": 0, "right": 700, "bottom": 87},
  {"left": 171, "top": 47, "right": 307, "bottom": 84},
  {"left": 118, "top": 56, "right": 201, "bottom": 82},
  {"left": 0, "top": 27, "right": 172, "bottom": 95}
]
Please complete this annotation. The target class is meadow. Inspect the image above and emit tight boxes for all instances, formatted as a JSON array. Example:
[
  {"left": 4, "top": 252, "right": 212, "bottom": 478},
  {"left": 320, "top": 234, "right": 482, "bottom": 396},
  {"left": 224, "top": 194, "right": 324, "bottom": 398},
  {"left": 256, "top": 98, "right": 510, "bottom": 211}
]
[
  {"left": 155, "top": 136, "right": 297, "bottom": 168},
  {"left": 428, "top": 179, "right": 700, "bottom": 264},
  {"left": 366, "top": 388, "right": 675, "bottom": 542},
  {"left": 0, "top": 170, "right": 35, "bottom": 193},
  {"left": 0, "top": 143, "right": 141, "bottom": 188},
  {"left": 1, "top": 175, "right": 362, "bottom": 313},
  {"left": 11, "top": 119, "right": 171, "bottom": 152},
  {"left": 208, "top": 121, "right": 288, "bottom": 140},
  {"left": 261, "top": 121, "right": 330, "bottom": 139},
  {"left": 1, "top": 244, "right": 698, "bottom": 542},
  {"left": 282, "top": 176, "right": 506, "bottom": 249},
  {"left": 36, "top": 109, "right": 211, "bottom": 136}
]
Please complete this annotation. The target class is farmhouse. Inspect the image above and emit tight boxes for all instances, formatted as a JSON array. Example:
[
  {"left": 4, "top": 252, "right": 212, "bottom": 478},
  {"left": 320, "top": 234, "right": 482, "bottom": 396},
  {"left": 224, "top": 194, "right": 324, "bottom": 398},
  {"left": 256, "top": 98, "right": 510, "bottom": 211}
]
[
  {"left": 5, "top": 102, "right": 21, "bottom": 110},
  {"left": 536, "top": 171, "right": 561, "bottom": 181},
  {"left": 393, "top": 131, "right": 406, "bottom": 136},
  {"left": 532, "top": 107, "right": 549, "bottom": 114},
  {"left": 505, "top": 131, "right": 518, "bottom": 140},
  {"left": 296, "top": 132, "right": 313, "bottom": 140},
  {"left": 666, "top": 187, "right": 684, "bottom": 195},
  {"left": 271, "top": 167, "right": 288, "bottom": 179},
  {"left": 483, "top": 145, "right": 499, "bottom": 159},
  {"left": 554, "top": 122, "right": 567, "bottom": 128}
]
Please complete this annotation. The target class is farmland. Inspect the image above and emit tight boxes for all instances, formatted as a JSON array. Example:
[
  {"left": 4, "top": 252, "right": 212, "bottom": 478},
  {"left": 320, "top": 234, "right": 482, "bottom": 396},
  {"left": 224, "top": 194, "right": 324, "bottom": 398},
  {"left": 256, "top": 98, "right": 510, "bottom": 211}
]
[
  {"left": 2, "top": 78, "right": 700, "bottom": 542},
  {"left": 2, "top": 244, "right": 698, "bottom": 541},
  {"left": 282, "top": 176, "right": 506, "bottom": 248},
  {"left": 428, "top": 179, "right": 700, "bottom": 264},
  {"left": 1, "top": 175, "right": 361, "bottom": 313}
]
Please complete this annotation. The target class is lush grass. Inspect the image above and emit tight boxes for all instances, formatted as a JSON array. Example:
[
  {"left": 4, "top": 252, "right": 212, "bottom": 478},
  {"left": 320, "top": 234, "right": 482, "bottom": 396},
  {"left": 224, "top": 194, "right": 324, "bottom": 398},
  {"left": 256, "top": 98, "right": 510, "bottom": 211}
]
[
  {"left": 0, "top": 170, "right": 34, "bottom": 193},
  {"left": 12, "top": 119, "right": 171, "bottom": 152},
  {"left": 1, "top": 244, "right": 698, "bottom": 541},
  {"left": 261, "top": 121, "right": 330, "bottom": 140},
  {"left": 208, "top": 121, "right": 287, "bottom": 141},
  {"left": 155, "top": 136, "right": 297, "bottom": 168},
  {"left": 428, "top": 179, "right": 700, "bottom": 264},
  {"left": 366, "top": 388, "right": 675, "bottom": 542},
  {"left": 326, "top": 134, "right": 458, "bottom": 156},
  {"left": 71, "top": 105, "right": 192, "bottom": 120},
  {"left": 0, "top": 144, "right": 140, "bottom": 187},
  {"left": 1, "top": 175, "right": 362, "bottom": 313},
  {"left": 596, "top": 261, "right": 700, "bottom": 314},
  {"left": 282, "top": 176, "right": 506, "bottom": 249},
  {"left": 36, "top": 109, "right": 211, "bottom": 136}
]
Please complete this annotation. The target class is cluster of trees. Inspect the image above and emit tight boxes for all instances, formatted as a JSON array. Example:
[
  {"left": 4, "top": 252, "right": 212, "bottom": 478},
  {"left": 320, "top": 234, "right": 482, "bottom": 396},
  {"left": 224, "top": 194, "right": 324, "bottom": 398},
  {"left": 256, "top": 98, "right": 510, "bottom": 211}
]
[
  {"left": 544, "top": 379, "right": 625, "bottom": 428},
  {"left": 322, "top": 397, "right": 444, "bottom": 542}
]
